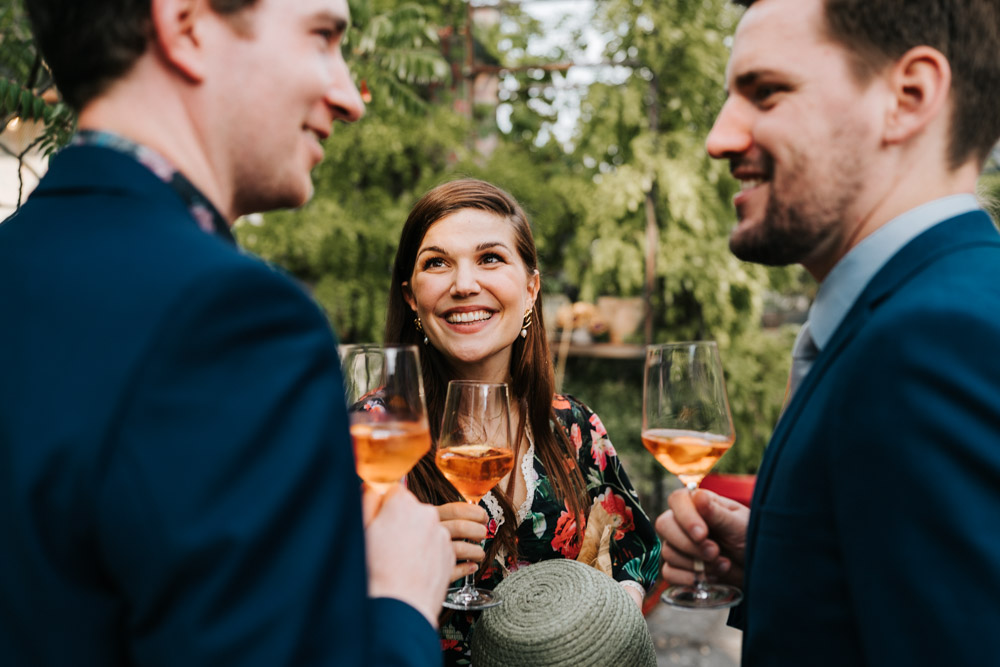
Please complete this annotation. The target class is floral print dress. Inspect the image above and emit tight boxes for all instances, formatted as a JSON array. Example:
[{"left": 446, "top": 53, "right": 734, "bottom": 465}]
[{"left": 439, "top": 394, "right": 661, "bottom": 666}]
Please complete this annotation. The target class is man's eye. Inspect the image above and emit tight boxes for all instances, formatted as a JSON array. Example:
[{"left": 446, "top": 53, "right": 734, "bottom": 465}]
[
  {"left": 315, "top": 29, "right": 337, "bottom": 46},
  {"left": 753, "top": 84, "right": 783, "bottom": 104}
]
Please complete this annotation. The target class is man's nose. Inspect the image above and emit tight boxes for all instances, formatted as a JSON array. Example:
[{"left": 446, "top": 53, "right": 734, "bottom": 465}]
[
  {"left": 327, "top": 55, "right": 365, "bottom": 123},
  {"left": 706, "top": 98, "right": 752, "bottom": 160}
]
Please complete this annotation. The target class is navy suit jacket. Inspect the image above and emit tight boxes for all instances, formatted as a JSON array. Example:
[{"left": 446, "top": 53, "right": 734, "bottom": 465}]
[
  {"left": 0, "top": 145, "right": 440, "bottom": 666},
  {"left": 740, "top": 210, "right": 1000, "bottom": 665}
]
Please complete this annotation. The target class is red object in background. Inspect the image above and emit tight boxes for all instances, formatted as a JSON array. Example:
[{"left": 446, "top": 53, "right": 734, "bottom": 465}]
[
  {"left": 699, "top": 473, "right": 756, "bottom": 507},
  {"left": 641, "top": 474, "right": 756, "bottom": 616}
]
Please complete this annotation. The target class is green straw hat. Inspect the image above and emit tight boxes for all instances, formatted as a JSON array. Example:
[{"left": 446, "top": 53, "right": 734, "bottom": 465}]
[{"left": 470, "top": 559, "right": 656, "bottom": 667}]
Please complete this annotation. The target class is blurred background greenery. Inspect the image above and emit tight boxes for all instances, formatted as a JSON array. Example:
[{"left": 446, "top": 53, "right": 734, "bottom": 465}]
[
  {"left": 232, "top": 0, "right": 809, "bottom": 504},
  {"left": 4, "top": 0, "right": 1000, "bottom": 510}
]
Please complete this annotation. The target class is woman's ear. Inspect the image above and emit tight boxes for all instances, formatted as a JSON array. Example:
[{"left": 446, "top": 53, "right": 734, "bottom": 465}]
[
  {"left": 402, "top": 281, "right": 417, "bottom": 312},
  {"left": 526, "top": 270, "right": 540, "bottom": 310},
  {"left": 882, "top": 45, "right": 951, "bottom": 147}
]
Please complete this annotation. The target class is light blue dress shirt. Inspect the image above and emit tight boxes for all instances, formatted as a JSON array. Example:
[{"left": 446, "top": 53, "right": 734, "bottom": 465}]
[{"left": 807, "top": 194, "right": 982, "bottom": 353}]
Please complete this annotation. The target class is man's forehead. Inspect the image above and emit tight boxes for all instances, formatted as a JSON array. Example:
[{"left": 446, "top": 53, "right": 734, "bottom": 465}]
[
  {"left": 724, "top": 0, "right": 826, "bottom": 85},
  {"left": 265, "top": 0, "right": 350, "bottom": 21}
]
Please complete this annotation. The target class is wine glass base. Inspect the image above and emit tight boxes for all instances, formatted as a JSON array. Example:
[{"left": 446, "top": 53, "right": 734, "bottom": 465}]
[
  {"left": 662, "top": 584, "right": 742, "bottom": 610},
  {"left": 442, "top": 585, "right": 501, "bottom": 611}
]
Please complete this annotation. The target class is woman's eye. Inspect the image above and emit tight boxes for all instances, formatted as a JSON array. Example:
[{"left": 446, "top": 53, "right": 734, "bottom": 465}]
[
  {"left": 481, "top": 252, "right": 505, "bottom": 265},
  {"left": 421, "top": 257, "right": 445, "bottom": 270}
]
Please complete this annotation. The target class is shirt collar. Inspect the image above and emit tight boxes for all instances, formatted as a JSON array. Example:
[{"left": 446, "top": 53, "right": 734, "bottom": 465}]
[
  {"left": 809, "top": 194, "right": 981, "bottom": 350},
  {"left": 70, "top": 130, "right": 234, "bottom": 244}
]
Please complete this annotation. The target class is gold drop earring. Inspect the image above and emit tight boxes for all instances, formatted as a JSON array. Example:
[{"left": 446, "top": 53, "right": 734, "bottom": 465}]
[
  {"left": 414, "top": 316, "right": 429, "bottom": 345},
  {"left": 520, "top": 309, "right": 533, "bottom": 339}
]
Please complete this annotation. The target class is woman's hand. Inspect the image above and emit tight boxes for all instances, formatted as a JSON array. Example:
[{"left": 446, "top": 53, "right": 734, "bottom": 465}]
[
  {"left": 620, "top": 582, "right": 644, "bottom": 608},
  {"left": 438, "top": 501, "right": 490, "bottom": 582}
]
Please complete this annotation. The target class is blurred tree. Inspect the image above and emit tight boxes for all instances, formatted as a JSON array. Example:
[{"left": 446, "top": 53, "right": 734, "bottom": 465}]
[
  {"left": 0, "top": 0, "right": 76, "bottom": 213},
  {"left": 531, "top": 0, "right": 802, "bottom": 471},
  {"left": 979, "top": 148, "right": 1000, "bottom": 223}
]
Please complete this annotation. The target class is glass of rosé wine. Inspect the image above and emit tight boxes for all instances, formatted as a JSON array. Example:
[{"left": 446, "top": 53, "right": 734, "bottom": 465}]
[
  {"left": 340, "top": 344, "right": 431, "bottom": 494},
  {"left": 642, "top": 341, "right": 742, "bottom": 609},
  {"left": 435, "top": 380, "right": 515, "bottom": 610}
]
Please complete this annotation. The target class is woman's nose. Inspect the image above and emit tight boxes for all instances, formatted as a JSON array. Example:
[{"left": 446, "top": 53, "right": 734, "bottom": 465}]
[{"left": 450, "top": 262, "right": 481, "bottom": 296}]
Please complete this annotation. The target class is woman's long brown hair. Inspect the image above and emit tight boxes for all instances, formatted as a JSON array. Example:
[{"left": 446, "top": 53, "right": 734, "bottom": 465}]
[{"left": 385, "top": 178, "right": 590, "bottom": 575}]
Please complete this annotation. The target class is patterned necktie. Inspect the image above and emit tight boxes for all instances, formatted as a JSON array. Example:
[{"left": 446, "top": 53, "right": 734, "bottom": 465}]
[{"left": 787, "top": 321, "right": 819, "bottom": 401}]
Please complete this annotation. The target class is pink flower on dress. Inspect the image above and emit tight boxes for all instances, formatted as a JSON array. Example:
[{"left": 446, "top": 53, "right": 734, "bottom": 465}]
[
  {"left": 590, "top": 433, "right": 616, "bottom": 471},
  {"left": 589, "top": 413, "right": 607, "bottom": 438},
  {"left": 570, "top": 423, "right": 582, "bottom": 453},
  {"left": 597, "top": 490, "right": 635, "bottom": 541},
  {"left": 486, "top": 517, "right": 499, "bottom": 539},
  {"left": 550, "top": 502, "right": 582, "bottom": 559}
]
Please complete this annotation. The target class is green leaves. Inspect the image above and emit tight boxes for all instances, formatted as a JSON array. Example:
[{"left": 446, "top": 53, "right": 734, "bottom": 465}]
[{"left": 345, "top": 1, "right": 449, "bottom": 114}]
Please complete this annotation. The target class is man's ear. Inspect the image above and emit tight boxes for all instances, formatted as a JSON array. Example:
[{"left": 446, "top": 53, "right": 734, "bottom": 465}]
[
  {"left": 882, "top": 46, "right": 951, "bottom": 146},
  {"left": 150, "top": 0, "right": 209, "bottom": 82}
]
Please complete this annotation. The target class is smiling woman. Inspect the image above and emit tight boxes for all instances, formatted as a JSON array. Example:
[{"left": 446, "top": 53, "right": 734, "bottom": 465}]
[
  {"left": 403, "top": 207, "right": 539, "bottom": 383},
  {"left": 377, "top": 178, "right": 662, "bottom": 666}
]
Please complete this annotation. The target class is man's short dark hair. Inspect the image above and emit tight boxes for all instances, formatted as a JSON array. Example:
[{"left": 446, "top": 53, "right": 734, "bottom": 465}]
[
  {"left": 26, "top": 0, "right": 259, "bottom": 112},
  {"left": 734, "top": 0, "right": 1000, "bottom": 168}
]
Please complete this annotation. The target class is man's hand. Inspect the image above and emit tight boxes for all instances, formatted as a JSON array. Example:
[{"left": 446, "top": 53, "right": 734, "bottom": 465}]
[
  {"left": 364, "top": 486, "right": 455, "bottom": 627},
  {"left": 655, "top": 488, "right": 749, "bottom": 588},
  {"left": 437, "top": 501, "right": 489, "bottom": 582}
]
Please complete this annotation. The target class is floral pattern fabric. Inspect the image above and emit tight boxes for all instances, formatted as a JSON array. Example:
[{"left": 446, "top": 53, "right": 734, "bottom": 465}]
[{"left": 439, "top": 394, "right": 661, "bottom": 666}]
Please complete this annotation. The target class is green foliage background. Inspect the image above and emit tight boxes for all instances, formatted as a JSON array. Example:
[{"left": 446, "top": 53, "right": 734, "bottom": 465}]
[
  {"left": 0, "top": 0, "right": 75, "bottom": 158},
  {"left": 13, "top": 0, "right": 998, "bottom": 500},
  {"left": 235, "top": 0, "right": 801, "bottom": 490}
]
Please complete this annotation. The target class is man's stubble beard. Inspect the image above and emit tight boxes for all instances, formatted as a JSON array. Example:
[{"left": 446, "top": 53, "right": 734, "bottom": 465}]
[{"left": 728, "top": 147, "right": 864, "bottom": 268}]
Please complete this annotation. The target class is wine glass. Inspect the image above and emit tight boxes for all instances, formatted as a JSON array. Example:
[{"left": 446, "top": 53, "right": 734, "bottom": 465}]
[
  {"left": 340, "top": 344, "right": 431, "bottom": 494},
  {"left": 642, "top": 341, "right": 743, "bottom": 609},
  {"left": 435, "top": 380, "right": 515, "bottom": 610}
]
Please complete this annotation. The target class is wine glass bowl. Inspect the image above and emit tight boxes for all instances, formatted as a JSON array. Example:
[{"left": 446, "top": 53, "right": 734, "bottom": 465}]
[
  {"left": 642, "top": 341, "right": 742, "bottom": 609},
  {"left": 435, "top": 380, "right": 515, "bottom": 610},
  {"left": 340, "top": 344, "right": 431, "bottom": 494}
]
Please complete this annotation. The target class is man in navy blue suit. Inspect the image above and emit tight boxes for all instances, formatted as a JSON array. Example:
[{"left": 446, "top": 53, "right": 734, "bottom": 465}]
[
  {"left": 0, "top": 0, "right": 453, "bottom": 664},
  {"left": 656, "top": 0, "right": 1000, "bottom": 664}
]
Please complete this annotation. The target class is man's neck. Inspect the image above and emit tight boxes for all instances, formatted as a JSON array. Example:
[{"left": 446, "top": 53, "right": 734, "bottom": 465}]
[
  {"left": 76, "top": 62, "right": 236, "bottom": 224},
  {"left": 803, "top": 155, "right": 981, "bottom": 282}
]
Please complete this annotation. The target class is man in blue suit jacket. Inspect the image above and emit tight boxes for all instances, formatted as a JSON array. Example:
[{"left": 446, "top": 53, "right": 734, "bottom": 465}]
[
  {"left": 0, "top": 0, "right": 454, "bottom": 664},
  {"left": 656, "top": 0, "right": 1000, "bottom": 664}
]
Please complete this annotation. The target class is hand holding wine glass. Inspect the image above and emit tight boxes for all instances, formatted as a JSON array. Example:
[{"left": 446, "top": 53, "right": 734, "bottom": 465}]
[
  {"left": 642, "top": 341, "right": 742, "bottom": 609},
  {"left": 435, "top": 380, "right": 515, "bottom": 610},
  {"left": 340, "top": 344, "right": 431, "bottom": 495}
]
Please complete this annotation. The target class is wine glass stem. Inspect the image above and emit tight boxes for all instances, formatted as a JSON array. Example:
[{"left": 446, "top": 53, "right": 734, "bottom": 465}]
[
  {"left": 458, "top": 499, "right": 479, "bottom": 593},
  {"left": 687, "top": 482, "right": 711, "bottom": 595}
]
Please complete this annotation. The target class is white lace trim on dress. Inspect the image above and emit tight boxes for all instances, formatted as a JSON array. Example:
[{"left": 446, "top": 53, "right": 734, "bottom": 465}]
[
  {"left": 485, "top": 426, "right": 537, "bottom": 572},
  {"left": 516, "top": 427, "right": 537, "bottom": 525},
  {"left": 483, "top": 426, "right": 537, "bottom": 531}
]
